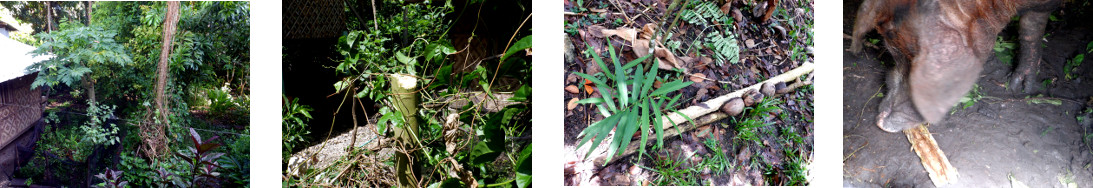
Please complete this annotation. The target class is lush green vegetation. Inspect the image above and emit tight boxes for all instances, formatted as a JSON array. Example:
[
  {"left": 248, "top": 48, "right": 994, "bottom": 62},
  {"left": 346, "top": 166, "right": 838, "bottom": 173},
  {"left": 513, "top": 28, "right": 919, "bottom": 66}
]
[
  {"left": 6, "top": 1, "right": 249, "bottom": 187},
  {"left": 283, "top": 0, "right": 531, "bottom": 187},
  {"left": 575, "top": 39, "right": 693, "bottom": 163}
]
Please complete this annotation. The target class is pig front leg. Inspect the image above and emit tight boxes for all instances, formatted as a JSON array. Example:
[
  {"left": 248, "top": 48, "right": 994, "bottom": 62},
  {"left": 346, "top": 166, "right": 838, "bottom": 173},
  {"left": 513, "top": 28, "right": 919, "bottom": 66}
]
[
  {"left": 1010, "top": 10, "right": 1050, "bottom": 94},
  {"left": 877, "top": 59, "right": 926, "bottom": 132}
]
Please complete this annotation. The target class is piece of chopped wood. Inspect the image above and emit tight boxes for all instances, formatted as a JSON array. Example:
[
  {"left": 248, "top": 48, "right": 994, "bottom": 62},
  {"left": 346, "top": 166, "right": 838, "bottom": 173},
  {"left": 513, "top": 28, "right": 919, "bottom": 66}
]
[{"left": 904, "top": 124, "right": 958, "bottom": 186}]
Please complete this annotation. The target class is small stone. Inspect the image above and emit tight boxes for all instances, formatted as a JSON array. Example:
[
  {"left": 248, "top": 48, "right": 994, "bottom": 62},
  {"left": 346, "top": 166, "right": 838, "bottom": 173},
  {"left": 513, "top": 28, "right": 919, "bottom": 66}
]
[
  {"left": 761, "top": 82, "right": 776, "bottom": 96},
  {"left": 566, "top": 85, "right": 580, "bottom": 94},
  {"left": 743, "top": 89, "right": 764, "bottom": 107},
  {"left": 722, "top": 97, "right": 745, "bottom": 116}
]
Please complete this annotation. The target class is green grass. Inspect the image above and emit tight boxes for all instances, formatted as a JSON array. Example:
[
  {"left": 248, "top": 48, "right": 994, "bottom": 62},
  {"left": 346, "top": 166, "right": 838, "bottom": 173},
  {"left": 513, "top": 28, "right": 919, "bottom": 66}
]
[
  {"left": 733, "top": 96, "right": 782, "bottom": 144},
  {"left": 702, "top": 137, "right": 732, "bottom": 174},
  {"left": 643, "top": 152, "right": 702, "bottom": 186}
]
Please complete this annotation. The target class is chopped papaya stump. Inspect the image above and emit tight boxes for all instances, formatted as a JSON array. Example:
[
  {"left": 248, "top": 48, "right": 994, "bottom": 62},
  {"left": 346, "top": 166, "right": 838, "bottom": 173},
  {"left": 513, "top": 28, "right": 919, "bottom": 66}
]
[{"left": 903, "top": 124, "right": 958, "bottom": 186}]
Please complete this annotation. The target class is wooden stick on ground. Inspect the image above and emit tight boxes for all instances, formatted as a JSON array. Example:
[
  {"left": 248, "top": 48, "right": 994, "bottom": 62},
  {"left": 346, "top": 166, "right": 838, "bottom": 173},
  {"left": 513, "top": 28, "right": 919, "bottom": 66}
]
[
  {"left": 904, "top": 124, "right": 958, "bottom": 186},
  {"left": 660, "top": 61, "right": 814, "bottom": 131},
  {"left": 597, "top": 62, "right": 814, "bottom": 165}
]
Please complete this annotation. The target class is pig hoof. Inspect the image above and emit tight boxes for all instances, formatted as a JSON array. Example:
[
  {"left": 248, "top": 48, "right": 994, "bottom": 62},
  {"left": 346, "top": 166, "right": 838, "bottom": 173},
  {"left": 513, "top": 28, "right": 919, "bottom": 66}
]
[
  {"left": 1008, "top": 73, "right": 1040, "bottom": 94},
  {"left": 876, "top": 106, "right": 922, "bottom": 133}
]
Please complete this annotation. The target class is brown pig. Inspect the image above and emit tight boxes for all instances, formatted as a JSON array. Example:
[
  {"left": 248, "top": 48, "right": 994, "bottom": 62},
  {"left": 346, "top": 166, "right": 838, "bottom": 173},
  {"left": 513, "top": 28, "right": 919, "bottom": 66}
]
[{"left": 849, "top": 0, "right": 1062, "bottom": 132}]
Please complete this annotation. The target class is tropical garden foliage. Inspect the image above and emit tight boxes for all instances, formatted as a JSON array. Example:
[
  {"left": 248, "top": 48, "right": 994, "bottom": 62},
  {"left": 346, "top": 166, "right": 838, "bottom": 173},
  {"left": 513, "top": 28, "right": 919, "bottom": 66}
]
[
  {"left": 283, "top": 0, "right": 531, "bottom": 187},
  {"left": 5, "top": 1, "right": 249, "bottom": 187}
]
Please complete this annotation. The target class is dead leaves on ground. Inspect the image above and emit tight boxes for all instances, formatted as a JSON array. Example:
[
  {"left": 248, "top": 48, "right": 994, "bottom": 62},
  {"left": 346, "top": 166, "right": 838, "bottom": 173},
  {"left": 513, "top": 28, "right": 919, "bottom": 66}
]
[{"left": 585, "top": 23, "right": 687, "bottom": 73}]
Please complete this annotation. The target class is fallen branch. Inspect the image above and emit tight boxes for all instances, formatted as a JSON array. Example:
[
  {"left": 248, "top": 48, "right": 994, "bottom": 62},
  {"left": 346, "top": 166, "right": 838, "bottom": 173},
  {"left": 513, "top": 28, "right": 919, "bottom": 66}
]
[
  {"left": 661, "top": 61, "right": 814, "bottom": 131},
  {"left": 597, "top": 62, "right": 814, "bottom": 165}
]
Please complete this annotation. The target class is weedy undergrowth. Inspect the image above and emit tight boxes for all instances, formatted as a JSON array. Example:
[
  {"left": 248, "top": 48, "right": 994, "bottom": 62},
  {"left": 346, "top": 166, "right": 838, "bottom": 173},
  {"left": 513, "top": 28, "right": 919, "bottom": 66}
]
[
  {"left": 282, "top": 95, "right": 312, "bottom": 163},
  {"left": 734, "top": 96, "right": 780, "bottom": 145},
  {"left": 94, "top": 168, "right": 128, "bottom": 188},
  {"left": 677, "top": 1, "right": 740, "bottom": 65},
  {"left": 575, "top": 39, "right": 694, "bottom": 164},
  {"left": 994, "top": 36, "right": 1017, "bottom": 67}
]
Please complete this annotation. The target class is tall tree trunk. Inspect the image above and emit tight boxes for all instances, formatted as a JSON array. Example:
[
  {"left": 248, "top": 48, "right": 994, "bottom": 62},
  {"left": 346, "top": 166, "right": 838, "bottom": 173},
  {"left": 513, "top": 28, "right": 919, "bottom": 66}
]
[
  {"left": 86, "top": 1, "right": 92, "bottom": 25},
  {"left": 85, "top": 79, "right": 96, "bottom": 103},
  {"left": 45, "top": 1, "right": 52, "bottom": 32},
  {"left": 144, "top": 1, "right": 180, "bottom": 159}
]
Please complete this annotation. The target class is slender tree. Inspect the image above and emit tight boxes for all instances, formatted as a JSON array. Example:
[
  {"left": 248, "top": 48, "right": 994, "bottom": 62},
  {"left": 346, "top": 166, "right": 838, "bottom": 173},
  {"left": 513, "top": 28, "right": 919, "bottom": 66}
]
[{"left": 146, "top": 1, "right": 180, "bottom": 159}]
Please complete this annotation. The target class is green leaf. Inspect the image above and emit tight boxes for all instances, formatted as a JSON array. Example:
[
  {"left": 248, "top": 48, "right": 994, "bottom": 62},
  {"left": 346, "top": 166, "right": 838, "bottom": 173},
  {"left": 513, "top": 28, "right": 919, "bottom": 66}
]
[
  {"left": 501, "top": 35, "right": 533, "bottom": 62},
  {"left": 574, "top": 72, "right": 617, "bottom": 112},
  {"left": 333, "top": 80, "right": 350, "bottom": 93},
  {"left": 510, "top": 84, "right": 531, "bottom": 102},
  {"left": 425, "top": 41, "right": 456, "bottom": 63},
  {"left": 576, "top": 98, "right": 605, "bottom": 104},
  {"left": 651, "top": 80, "right": 693, "bottom": 96},
  {"left": 652, "top": 99, "right": 665, "bottom": 149},
  {"left": 396, "top": 51, "right": 417, "bottom": 66},
  {"left": 515, "top": 143, "right": 532, "bottom": 188},
  {"left": 587, "top": 45, "right": 613, "bottom": 78}
]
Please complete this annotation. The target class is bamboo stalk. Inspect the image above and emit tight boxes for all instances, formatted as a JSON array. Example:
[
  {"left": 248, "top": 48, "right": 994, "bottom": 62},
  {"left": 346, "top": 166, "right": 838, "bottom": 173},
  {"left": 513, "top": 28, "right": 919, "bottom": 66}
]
[
  {"left": 390, "top": 73, "right": 420, "bottom": 188},
  {"left": 597, "top": 62, "right": 814, "bottom": 165},
  {"left": 904, "top": 124, "right": 958, "bottom": 186}
]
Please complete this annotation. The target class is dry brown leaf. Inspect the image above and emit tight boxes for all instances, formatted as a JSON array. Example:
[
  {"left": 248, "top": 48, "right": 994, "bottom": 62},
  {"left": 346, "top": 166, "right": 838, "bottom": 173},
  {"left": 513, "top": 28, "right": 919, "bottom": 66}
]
[
  {"left": 633, "top": 39, "right": 651, "bottom": 58},
  {"left": 565, "top": 85, "right": 580, "bottom": 94},
  {"left": 584, "top": 79, "right": 594, "bottom": 94},
  {"left": 567, "top": 98, "right": 579, "bottom": 110},
  {"left": 720, "top": 2, "right": 732, "bottom": 15},
  {"left": 602, "top": 27, "right": 638, "bottom": 43},
  {"left": 653, "top": 80, "right": 662, "bottom": 88},
  {"left": 654, "top": 48, "right": 683, "bottom": 71},
  {"left": 641, "top": 23, "right": 656, "bottom": 39},
  {"left": 701, "top": 56, "right": 714, "bottom": 66},
  {"left": 690, "top": 73, "right": 706, "bottom": 83},
  {"left": 587, "top": 25, "right": 607, "bottom": 38}
]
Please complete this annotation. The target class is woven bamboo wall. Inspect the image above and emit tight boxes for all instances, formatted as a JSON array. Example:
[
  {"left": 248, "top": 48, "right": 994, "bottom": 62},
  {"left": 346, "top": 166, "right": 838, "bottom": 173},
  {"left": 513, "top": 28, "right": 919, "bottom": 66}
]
[
  {"left": 283, "top": 0, "right": 346, "bottom": 39},
  {"left": 0, "top": 72, "right": 41, "bottom": 185},
  {"left": 0, "top": 72, "right": 42, "bottom": 152}
]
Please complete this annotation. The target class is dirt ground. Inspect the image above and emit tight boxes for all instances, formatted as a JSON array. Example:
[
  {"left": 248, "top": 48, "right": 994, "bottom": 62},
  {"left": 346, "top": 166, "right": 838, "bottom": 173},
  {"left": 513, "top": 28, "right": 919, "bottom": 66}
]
[
  {"left": 842, "top": 1, "right": 1093, "bottom": 187},
  {"left": 563, "top": 0, "right": 814, "bottom": 186}
]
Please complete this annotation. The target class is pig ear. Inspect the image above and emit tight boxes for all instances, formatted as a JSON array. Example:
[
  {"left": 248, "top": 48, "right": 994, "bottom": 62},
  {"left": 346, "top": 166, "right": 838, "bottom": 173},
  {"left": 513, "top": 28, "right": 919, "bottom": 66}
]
[{"left": 908, "top": 46, "right": 982, "bottom": 124}]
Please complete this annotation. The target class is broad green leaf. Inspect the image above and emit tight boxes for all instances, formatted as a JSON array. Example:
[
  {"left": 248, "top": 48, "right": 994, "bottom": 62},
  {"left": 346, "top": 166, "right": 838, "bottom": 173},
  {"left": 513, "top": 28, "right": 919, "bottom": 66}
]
[
  {"left": 637, "top": 101, "right": 650, "bottom": 162},
  {"left": 515, "top": 143, "right": 532, "bottom": 188},
  {"left": 609, "top": 39, "right": 628, "bottom": 108},
  {"left": 510, "top": 84, "right": 531, "bottom": 102},
  {"left": 587, "top": 45, "right": 613, "bottom": 78},
  {"left": 576, "top": 98, "right": 605, "bottom": 104},
  {"left": 651, "top": 80, "right": 694, "bottom": 96},
  {"left": 333, "top": 80, "right": 350, "bottom": 93},
  {"left": 622, "top": 54, "right": 651, "bottom": 71},
  {"left": 501, "top": 35, "right": 532, "bottom": 62},
  {"left": 653, "top": 99, "right": 665, "bottom": 149},
  {"left": 574, "top": 72, "right": 617, "bottom": 112}
]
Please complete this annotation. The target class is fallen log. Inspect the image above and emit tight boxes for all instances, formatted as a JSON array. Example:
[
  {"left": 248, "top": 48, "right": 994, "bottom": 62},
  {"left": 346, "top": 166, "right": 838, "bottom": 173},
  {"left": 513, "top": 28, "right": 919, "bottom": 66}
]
[{"left": 596, "top": 62, "right": 814, "bottom": 165}]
